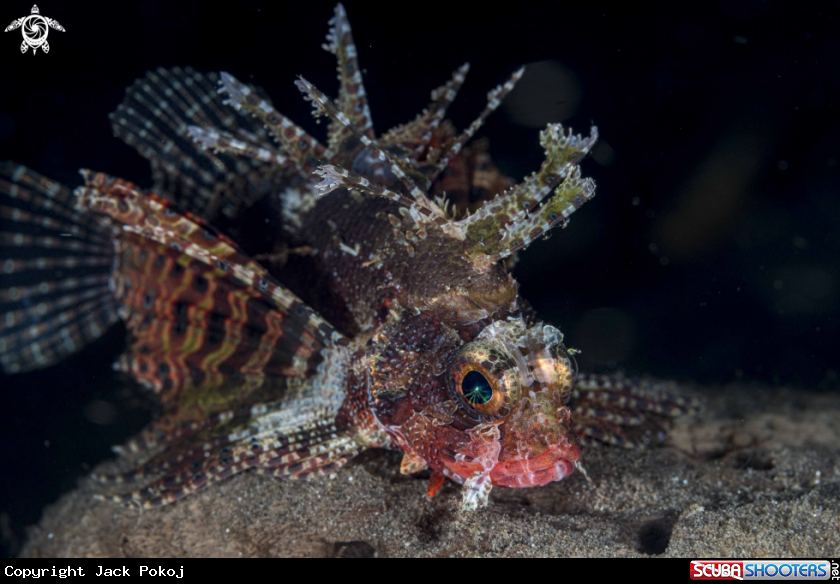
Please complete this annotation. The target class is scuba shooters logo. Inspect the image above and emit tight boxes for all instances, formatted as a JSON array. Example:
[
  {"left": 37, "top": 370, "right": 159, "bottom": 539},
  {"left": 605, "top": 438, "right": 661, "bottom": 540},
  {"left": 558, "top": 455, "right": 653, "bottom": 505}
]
[{"left": 690, "top": 560, "right": 834, "bottom": 581}]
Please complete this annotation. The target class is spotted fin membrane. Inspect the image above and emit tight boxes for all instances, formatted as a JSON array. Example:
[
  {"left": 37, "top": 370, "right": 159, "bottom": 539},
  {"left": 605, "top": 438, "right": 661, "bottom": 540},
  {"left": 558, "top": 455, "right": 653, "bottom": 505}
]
[
  {"left": 0, "top": 3, "right": 699, "bottom": 508},
  {"left": 570, "top": 373, "right": 699, "bottom": 448}
]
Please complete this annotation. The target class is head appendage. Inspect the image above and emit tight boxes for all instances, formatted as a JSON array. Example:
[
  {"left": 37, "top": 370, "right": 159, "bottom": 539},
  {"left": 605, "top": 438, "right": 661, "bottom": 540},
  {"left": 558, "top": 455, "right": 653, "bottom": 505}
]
[
  {"left": 427, "top": 67, "right": 525, "bottom": 183},
  {"left": 295, "top": 76, "right": 442, "bottom": 217},
  {"left": 217, "top": 72, "right": 326, "bottom": 170},
  {"left": 379, "top": 63, "right": 471, "bottom": 160},
  {"left": 321, "top": 3, "right": 375, "bottom": 159}
]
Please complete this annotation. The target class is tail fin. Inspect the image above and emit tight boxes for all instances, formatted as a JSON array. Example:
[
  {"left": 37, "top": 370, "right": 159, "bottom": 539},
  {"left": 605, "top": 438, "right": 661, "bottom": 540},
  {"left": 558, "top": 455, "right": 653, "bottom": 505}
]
[{"left": 0, "top": 162, "right": 119, "bottom": 373}]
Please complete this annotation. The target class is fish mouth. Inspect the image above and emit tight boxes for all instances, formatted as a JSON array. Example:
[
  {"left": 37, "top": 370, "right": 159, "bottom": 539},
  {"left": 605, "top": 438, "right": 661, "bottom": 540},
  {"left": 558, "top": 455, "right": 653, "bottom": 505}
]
[{"left": 489, "top": 442, "right": 581, "bottom": 488}]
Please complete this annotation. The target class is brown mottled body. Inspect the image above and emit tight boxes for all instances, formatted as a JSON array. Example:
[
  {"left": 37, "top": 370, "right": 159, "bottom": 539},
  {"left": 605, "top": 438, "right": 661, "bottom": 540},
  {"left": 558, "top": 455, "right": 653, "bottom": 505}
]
[{"left": 291, "top": 193, "right": 516, "bottom": 334}]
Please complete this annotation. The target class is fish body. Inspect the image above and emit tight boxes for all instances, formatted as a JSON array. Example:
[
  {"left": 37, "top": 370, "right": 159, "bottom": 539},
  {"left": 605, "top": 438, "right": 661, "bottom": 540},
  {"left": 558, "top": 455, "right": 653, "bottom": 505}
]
[{"left": 0, "top": 4, "right": 695, "bottom": 510}]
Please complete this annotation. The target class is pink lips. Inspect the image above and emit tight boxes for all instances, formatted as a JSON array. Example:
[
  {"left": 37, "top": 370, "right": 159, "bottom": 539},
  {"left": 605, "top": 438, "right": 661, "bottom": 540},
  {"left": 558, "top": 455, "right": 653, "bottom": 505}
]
[{"left": 490, "top": 444, "right": 581, "bottom": 488}]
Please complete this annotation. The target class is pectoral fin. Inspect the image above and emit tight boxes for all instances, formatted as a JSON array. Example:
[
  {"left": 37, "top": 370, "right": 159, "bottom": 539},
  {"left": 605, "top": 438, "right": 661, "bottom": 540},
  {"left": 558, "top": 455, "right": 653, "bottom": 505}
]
[{"left": 400, "top": 451, "right": 428, "bottom": 475}]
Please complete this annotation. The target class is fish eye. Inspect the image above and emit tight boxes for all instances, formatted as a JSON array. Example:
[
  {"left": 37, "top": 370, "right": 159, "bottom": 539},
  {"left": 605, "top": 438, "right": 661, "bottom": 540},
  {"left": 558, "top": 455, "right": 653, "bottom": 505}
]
[
  {"left": 447, "top": 341, "right": 519, "bottom": 420},
  {"left": 461, "top": 370, "right": 493, "bottom": 406}
]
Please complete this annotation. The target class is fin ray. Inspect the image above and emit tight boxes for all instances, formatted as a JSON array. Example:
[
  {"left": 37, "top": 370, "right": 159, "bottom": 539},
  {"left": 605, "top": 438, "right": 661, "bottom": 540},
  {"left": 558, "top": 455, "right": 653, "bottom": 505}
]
[
  {"left": 111, "top": 67, "right": 284, "bottom": 221},
  {"left": 0, "top": 163, "right": 119, "bottom": 373},
  {"left": 380, "top": 64, "right": 471, "bottom": 160},
  {"left": 570, "top": 373, "right": 700, "bottom": 448},
  {"left": 75, "top": 172, "right": 347, "bottom": 418},
  {"left": 322, "top": 3, "right": 375, "bottom": 159}
]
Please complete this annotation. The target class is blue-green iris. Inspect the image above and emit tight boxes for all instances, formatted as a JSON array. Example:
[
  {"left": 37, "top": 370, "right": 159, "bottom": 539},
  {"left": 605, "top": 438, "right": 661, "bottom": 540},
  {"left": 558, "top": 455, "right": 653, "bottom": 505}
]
[{"left": 461, "top": 370, "right": 493, "bottom": 405}]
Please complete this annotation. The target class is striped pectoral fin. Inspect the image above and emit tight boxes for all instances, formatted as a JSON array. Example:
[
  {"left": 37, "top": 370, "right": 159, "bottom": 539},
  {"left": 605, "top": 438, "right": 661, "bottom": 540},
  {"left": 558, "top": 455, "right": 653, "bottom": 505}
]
[
  {"left": 110, "top": 67, "right": 282, "bottom": 221},
  {"left": 570, "top": 373, "right": 701, "bottom": 448},
  {"left": 96, "top": 421, "right": 360, "bottom": 509},
  {"left": 113, "top": 238, "right": 320, "bottom": 404},
  {"left": 0, "top": 162, "right": 119, "bottom": 374},
  {"left": 76, "top": 173, "right": 346, "bottom": 409}
]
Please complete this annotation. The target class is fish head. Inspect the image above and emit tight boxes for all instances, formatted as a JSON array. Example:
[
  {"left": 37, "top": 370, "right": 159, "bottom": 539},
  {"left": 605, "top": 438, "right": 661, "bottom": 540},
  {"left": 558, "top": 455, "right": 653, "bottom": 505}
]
[
  {"left": 442, "top": 318, "right": 581, "bottom": 489},
  {"left": 374, "top": 316, "right": 580, "bottom": 506}
]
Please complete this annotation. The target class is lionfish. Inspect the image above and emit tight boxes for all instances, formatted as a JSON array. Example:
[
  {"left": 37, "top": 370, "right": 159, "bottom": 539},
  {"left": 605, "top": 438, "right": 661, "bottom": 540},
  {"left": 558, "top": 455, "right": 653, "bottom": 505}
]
[{"left": 0, "top": 4, "right": 696, "bottom": 510}]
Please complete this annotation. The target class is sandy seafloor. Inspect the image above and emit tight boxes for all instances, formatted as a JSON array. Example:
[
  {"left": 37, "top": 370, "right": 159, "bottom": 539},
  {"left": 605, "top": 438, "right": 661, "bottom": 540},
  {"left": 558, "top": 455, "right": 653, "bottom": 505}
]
[{"left": 21, "top": 383, "right": 840, "bottom": 558}]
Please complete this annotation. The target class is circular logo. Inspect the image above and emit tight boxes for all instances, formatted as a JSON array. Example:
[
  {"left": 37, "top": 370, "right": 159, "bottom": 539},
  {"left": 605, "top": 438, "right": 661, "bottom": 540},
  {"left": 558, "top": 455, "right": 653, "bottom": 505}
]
[{"left": 22, "top": 14, "right": 48, "bottom": 48}]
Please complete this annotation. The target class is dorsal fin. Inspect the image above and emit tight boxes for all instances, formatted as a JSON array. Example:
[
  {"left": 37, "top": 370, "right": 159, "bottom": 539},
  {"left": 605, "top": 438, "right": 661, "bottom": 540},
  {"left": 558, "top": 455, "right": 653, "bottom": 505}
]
[
  {"left": 110, "top": 67, "right": 288, "bottom": 221},
  {"left": 321, "top": 3, "right": 375, "bottom": 160},
  {"left": 379, "top": 64, "right": 470, "bottom": 161}
]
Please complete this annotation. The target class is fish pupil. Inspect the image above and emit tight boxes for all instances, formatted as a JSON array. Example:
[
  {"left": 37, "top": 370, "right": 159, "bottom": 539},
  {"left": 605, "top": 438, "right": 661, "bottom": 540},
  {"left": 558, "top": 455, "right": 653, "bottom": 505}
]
[{"left": 462, "top": 370, "right": 493, "bottom": 405}]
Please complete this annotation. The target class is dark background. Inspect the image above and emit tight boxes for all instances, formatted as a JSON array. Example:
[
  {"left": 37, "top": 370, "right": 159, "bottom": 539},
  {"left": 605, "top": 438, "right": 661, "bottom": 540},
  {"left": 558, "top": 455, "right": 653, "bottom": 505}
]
[{"left": 1, "top": 0, "right": 838, "bottom": 557}]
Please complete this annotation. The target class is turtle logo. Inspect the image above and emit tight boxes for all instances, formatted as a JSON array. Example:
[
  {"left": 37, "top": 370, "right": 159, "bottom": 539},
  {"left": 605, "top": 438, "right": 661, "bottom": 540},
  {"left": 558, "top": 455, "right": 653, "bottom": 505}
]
[{"left": 5, "top": 5, "right": 65, "bottom": 54}]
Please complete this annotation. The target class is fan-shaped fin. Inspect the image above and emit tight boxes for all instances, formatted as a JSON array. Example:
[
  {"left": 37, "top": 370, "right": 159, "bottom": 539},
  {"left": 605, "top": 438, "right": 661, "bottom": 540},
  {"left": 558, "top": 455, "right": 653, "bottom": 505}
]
[
  {"left": 75, "top": 172, "right": 347, "bottom": 417},
  {"left": 110, "top": 67, "right": 284, "bottom": 221},
  {"left": 0, "top": 162, "right": 119, "bottom": 374},
  {"left": 93, "top": 344, "right": 382, "bottom": 509}
]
